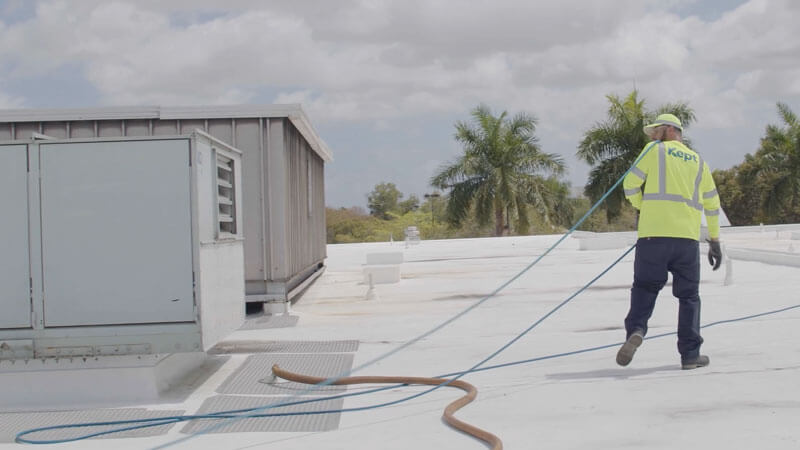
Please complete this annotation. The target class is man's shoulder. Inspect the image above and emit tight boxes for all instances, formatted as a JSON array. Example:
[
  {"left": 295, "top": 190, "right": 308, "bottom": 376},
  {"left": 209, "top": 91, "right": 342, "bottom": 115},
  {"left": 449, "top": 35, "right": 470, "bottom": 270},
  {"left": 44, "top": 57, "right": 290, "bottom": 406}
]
[
  {"left": 666, "top": 140, "right": 700, "bottom": 155},
  {"left": 668, "top": 140, "right": 692, "bottom": 149},
  {"left": 644, "top": 140, "right": 694, "bottom": 150}
]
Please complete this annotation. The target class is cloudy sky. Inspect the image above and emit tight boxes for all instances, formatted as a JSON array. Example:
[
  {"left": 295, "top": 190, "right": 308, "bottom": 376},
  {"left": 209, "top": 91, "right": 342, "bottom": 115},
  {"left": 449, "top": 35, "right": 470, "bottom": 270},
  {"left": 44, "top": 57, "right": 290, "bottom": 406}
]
[{"left": 1, "top": 0, "right": 799, "bottom": 208}]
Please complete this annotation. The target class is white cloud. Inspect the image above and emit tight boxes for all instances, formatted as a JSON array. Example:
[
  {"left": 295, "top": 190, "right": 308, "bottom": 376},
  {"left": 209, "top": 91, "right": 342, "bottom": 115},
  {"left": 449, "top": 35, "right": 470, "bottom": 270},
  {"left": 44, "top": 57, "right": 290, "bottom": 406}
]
[
  {"left": 1, "top": 0, "right": 799, "bottom": 206},
  {"left": 2, "top": 0, "right": 797, "bottom": 116},
  {"left": 0, "top": 71, "right": 24, "bottom": 108},
  {"left": 0, "top": 0, "right": 655, "bottom": 115},
  {"left": 0, "top": 90, "right": 24, "bottom": 108}
]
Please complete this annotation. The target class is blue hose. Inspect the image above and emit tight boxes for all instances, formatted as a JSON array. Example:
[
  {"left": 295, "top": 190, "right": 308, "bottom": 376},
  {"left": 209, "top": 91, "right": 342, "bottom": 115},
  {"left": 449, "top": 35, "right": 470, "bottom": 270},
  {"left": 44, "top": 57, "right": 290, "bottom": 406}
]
[
  {"left": 148, "top": 145, "right": 668, "bottom": 448},
  {"left": 15, "top": 301, "right": 800, "bottom": 444},
  {"left": 12, "top": 140, "right": 675, "bottom": 444}
]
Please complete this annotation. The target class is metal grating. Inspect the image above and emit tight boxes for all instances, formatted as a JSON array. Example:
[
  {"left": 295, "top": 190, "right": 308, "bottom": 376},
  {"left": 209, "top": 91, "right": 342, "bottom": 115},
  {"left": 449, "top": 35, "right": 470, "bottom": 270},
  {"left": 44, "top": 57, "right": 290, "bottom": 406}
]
[
  {"left": 0, "top": 409, "right": 183, "bottom": 443},
  {"left": 217, "top": 354, "right": 354, "bottom": 395},
  {"left": 180, "top": 395, "right": 344, "bottom": 434},
  {"left": 208, "top": 340, "right": 359, "bottom": 355},
  {"left": 239, "top": 314, "right": 299, "bottom": 330}
]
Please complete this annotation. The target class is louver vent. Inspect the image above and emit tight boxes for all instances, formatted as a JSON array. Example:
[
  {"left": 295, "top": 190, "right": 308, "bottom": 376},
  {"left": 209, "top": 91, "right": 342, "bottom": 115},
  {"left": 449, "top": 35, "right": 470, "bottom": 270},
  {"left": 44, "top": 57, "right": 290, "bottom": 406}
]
[{"left": 216, "top": 153, "right": 236, "bottom": 236}]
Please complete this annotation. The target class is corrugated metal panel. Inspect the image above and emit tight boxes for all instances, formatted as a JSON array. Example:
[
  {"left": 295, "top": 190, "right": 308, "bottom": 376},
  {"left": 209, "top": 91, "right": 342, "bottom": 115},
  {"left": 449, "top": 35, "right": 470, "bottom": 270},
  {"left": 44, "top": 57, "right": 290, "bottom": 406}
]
[
  {"left": 208, "top": 119, "right": 233, "bottom": 145},
  {"left": 98, "top": 120, "right": 123, "bottom": 137},
  {"left": 69, "top": 121, "right": 95, "bottom": 138},
  {"left": 42, "top": 122, "right": 67, "bottom": 138},
  {"left": 265, "top": 118, "right": 286, "bottom": 285},
  {"left": 125, "top": 119, "right": 151, "bottom": 136},
  {"left": 287, "top": 125, "right": 303, "bottom": 277},
  {"left": 312, "top": 152, "right": 326, "bottom": 262},
  {"left": 179, "top": 119, "right": 206, "bottom": 135},
  {"left": 13, "top": 123, "right": 37, "bottom": 140},
  {"left": 236, "top": 119, "right": 267, "bottom": 282},
  {"left": 0, "top": 105, "right": 332, "bottom": 162},
  {"left": 283, "top": 123, "right": 327, "bottom": 279},
  {"left": 153, "top": 120, "right": 178, "bottom": 135},
  {"left": 0, "top": 105, "right": 160, "bottom": 122},
  {"left": 161, "top": 104, "right": 301, "bottom": 120}
]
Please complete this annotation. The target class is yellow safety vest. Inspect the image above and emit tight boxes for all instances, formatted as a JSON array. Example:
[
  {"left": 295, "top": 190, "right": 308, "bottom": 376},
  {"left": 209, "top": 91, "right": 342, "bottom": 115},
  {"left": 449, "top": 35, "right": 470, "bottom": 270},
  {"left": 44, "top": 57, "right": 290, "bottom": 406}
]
[{"left": 623, "top": 140, "right": 721, "bottom": 240}]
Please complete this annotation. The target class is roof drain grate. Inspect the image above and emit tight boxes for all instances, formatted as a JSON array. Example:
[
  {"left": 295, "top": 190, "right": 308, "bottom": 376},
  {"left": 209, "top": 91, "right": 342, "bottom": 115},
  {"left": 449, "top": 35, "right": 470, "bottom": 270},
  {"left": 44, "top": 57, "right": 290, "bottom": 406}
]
[
  {"left": 180, "top": 395, "right": 344, "bottom": 433},
  {"left": 217, "top": 354, "right": 354, "bottom": 396}
]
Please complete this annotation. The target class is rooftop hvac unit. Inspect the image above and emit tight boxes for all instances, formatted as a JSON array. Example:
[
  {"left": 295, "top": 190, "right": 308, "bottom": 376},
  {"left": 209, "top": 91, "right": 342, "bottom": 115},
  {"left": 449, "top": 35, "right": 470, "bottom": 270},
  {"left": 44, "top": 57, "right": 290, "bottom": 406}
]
[
  {"left": 0, "top": 106, "right": 333, "bottom": 308},
  {"left": 0, "top": 131, "right": 244, "bottom": 360}
]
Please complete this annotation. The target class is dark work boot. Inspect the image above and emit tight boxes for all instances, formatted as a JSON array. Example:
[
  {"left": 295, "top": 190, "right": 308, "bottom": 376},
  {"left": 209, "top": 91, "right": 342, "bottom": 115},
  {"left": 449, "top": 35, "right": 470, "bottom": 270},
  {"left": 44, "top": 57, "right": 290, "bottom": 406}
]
[
  {"left": 681, "top": 355, "right": 710, "bottom": 370},
  {"left": 616, "top": 330, "right": 644, "bottom": 366}
]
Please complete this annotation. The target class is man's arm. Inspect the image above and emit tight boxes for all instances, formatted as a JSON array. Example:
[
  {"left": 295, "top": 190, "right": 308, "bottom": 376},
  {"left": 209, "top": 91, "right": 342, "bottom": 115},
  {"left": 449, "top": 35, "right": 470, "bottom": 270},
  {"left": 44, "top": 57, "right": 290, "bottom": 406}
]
[
  {"left": 700, "top": 163, "right": 721, "bottom": 240},
  {"left": 622, "top": 146, "right": 652, "bottom": 209}
]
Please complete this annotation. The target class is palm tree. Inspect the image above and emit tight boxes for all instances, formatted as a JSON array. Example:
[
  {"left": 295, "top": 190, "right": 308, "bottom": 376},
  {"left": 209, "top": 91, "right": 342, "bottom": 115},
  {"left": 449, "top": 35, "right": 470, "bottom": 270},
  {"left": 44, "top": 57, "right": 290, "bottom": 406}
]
[
  {"left": 430, "top": 104, "right": 565, "bottom": 236},
  {"left": 753, "top": 102, "right": 800, "bottom": 222},
  {"left": 577, "top": 90, "right": 695, "bottom": 221}
]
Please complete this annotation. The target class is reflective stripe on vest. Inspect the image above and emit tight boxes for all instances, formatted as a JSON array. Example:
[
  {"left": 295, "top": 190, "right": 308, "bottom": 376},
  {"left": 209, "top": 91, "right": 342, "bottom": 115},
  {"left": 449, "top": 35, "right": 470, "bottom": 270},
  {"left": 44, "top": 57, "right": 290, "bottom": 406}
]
[
  {"left": 624, "top": 187, "right": 641, "bottom": 196},
  {"left": 641, "top": 142, "right": 705, "bottom": 212},
  {"left": 630, "top": 166, "right": 647, "bottom": 180}
]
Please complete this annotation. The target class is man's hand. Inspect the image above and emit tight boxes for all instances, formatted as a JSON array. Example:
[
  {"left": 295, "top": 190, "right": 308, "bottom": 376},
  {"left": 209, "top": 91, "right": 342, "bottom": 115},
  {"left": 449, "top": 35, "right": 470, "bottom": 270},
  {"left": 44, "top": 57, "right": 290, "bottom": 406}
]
[{"left": 707, "top": 239, "right": 722, "bottom": 271}]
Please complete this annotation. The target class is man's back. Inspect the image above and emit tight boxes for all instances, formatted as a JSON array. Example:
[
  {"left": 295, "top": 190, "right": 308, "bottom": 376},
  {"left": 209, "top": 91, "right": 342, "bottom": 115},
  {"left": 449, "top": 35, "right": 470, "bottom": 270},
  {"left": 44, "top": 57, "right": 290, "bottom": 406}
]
[{"left": 623, "top": 139, "right": 720, "bottom": 240}]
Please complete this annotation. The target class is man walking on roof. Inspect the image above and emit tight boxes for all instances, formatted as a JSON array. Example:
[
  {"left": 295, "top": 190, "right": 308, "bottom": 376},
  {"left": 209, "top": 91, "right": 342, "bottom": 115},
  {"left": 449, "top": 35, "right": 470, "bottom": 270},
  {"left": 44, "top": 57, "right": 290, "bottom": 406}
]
[{"left": 616, "top": 113, "right": 723, "bottom": 370}]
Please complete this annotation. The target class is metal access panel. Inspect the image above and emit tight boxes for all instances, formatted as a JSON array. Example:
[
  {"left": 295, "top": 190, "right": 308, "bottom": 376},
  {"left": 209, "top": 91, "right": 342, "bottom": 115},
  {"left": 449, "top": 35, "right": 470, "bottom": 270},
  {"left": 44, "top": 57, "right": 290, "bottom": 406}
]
[
  {"left": 0, "top": 144, "right": 31, "bottom": 329},
  {"left": 39, "top": 139, "right": 195, "bottom": 327}
]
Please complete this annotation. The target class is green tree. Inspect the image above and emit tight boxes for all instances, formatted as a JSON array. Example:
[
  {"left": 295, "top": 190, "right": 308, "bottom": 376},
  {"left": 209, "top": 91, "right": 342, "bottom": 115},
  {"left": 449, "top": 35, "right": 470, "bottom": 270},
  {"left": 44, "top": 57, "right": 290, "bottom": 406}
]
[
  {"left": 713, "top": 159, "right": 765, "bottom": 225},
  {"left": 326, "top": 207, "right": 377, "bottom": 243},
  {"left": 431, "top": 104, "right": 565, "bottom": 236},
  {"left": 421, "top": 192, "right": 444, "bottom": 224},
  {"left": 752, "top": 102, "right": 800, "bottom": 222},
  {"left": 367, "top": 182, "right": 402, "bottom": 220},
  {"left": 398, "top": 194, "right": 420, "bottom": 214},
  {"left": 714, "top": 103, "right": 800, "bottom": 225},
  {"left": 577, "top": 90, "right": 695, "bottom": 221},
  {"left": 537, "top": 177, "right": 575, "bottom": 229}
]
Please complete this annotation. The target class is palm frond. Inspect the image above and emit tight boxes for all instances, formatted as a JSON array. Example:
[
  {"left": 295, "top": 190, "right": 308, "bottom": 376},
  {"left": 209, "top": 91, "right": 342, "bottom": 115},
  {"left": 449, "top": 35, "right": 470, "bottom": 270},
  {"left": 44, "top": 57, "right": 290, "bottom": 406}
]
[
  {"left": 655, "top": 102, "right": 696, "bottom": 128},
  {"left": 777, "top": 102, "right": 798, "bottom": 129}
]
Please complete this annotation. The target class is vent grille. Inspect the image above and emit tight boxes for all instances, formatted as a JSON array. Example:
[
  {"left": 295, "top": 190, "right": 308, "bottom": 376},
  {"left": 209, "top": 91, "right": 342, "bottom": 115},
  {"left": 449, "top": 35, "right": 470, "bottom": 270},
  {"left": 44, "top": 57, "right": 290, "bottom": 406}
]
[{"left": 216, "top": 153, "right": 236, "bottom": 236}]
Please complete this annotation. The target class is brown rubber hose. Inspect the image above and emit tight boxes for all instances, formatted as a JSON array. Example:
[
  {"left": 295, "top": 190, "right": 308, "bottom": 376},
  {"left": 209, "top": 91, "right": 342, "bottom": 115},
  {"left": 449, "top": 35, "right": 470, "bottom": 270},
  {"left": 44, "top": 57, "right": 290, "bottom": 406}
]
[{"left": 272, "top": 364, "right": 502, "bottom": 449}]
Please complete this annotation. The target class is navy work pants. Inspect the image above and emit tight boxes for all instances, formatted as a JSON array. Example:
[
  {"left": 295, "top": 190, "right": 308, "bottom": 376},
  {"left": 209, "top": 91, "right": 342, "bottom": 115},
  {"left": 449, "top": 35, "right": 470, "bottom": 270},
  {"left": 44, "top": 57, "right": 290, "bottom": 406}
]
[{"left": 625, "top": 237, "right": 703, "bottom": 360}]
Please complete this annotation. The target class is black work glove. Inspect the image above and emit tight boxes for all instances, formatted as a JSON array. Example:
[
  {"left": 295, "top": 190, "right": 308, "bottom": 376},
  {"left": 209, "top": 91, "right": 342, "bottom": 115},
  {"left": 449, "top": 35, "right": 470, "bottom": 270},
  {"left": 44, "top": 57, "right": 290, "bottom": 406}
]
[{"left": 707, "top": 239, "right": 722, "bottom": 271}]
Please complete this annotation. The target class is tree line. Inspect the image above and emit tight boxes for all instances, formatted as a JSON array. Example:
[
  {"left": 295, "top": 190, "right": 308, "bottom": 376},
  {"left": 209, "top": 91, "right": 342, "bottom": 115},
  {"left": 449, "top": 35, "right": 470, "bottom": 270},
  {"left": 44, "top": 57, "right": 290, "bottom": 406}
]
[
  {"left": 714, "top": 103, "right": 800, "bottom": 224},
  {"left": 327, "top": 92, "right": 799, "bottom": 243}
]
